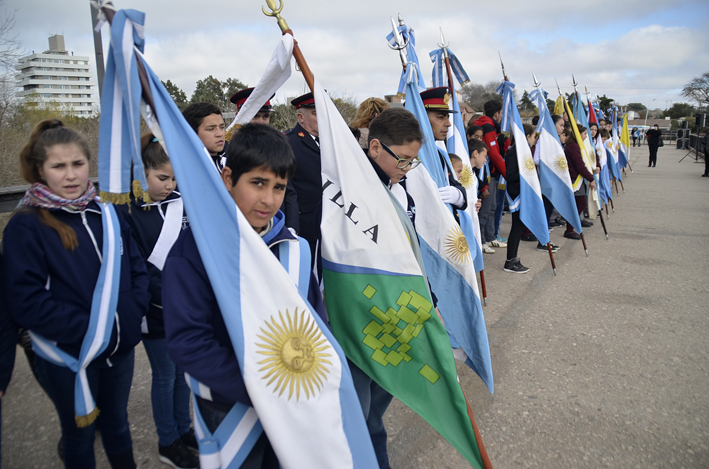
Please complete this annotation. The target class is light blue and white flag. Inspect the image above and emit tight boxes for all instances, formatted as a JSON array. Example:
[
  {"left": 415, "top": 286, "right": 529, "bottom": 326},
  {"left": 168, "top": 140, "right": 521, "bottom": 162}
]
[
  {"left": 497, "top": 81, "right": 550, "bottom": 246},
  {"left": 607, "top": 106, "right": 623, "bottom": 182},
  {"left": 531, "top": 87, "right": 583, "bottom": 234},
  {"left": 428, "top": 48, "right": 484, "bottom": 272},
  {"left": 97, "top": 8, "right": 376, "bottom": 469},
  {"left": 30, "top": 203, "right": 122, "bottom": 427},
  {"left": 386, "top": 22, "right": 426, "bottom": 96},
  {"left": 403, "top": 64, "right": 493, "bottom": 392}
]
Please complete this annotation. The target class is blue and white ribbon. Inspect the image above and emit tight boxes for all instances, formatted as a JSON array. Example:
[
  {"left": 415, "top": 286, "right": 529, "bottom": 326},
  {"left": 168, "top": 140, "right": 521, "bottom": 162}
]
[
  {"left": 496, "top": 81, "right": 515, "bottom": 133},
  {"left": 428, "top": 48, "right": 470, "bottom": 89},
  {"left": 30, "top": 203, "right": 122, "bottom": 427},
  {"left": 386, "top": 24, "right": 426, "bottom": 96},
  {"left": 96, "top": 8, "right": 148, "bottom": 203}
]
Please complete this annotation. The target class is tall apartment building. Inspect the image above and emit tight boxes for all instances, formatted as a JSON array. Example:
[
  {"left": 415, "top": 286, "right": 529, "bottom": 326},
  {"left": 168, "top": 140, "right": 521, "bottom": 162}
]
[{"left": 16, "top": 34, "right": 99, "bottom": 117}]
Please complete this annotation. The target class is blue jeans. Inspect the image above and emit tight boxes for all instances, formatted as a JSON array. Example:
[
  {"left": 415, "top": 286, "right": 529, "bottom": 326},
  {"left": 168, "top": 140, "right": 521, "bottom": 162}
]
[
  {"left": 142, "top": 338, "right": 192, "bottom": 447},
  {"left": 348, "top": 359, "right": 394, "bottom": 469},
  {"left": 35, "top": 350, "right": 135, "bottom": 469}
]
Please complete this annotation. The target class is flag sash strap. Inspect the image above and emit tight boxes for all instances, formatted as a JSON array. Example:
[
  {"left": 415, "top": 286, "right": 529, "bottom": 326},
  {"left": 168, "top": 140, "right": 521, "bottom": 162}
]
[
  {"left": 29, "top": 203, "right": 122, "bottom": 426},
  {"left": 506, "top": 193, "right": 521, "bottom": 212},
  {"left": 147, "top": 197, "right": 183, "bottom": 271},
  {"left": 428, "top": 48, "right": 470, "bottom": 88},
  {"left": 182, "top": 237, "right": 310, "bottom": 469}
]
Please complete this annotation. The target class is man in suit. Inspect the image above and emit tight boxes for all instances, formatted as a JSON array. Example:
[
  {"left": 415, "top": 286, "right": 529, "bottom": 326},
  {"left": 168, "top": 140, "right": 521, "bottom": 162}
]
[{"left": 285, "top": 93, "right": 321, "bottom": 271}]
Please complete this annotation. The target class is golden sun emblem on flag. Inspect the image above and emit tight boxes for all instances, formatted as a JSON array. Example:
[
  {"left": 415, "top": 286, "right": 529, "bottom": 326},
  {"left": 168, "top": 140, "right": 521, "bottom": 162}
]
[
  {"left": 444, "top": 225, "right": 471, "bottom": 265},
  {"left": 553, "top": 154, "right": 568, "bottom": 176},
  {"left": 256, "top": 309, "right": 332, "bottom": 401},
  {"left": 459, "top": 164, "right": 474, "bottom": 190},
  {"left": 521, "top": 156, "right": 536, "bottom": 176}
]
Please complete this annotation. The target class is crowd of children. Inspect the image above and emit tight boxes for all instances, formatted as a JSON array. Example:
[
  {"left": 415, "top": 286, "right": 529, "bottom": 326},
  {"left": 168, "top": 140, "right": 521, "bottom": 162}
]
[{"left": 0, "top": 87, "right": 621, "bottom": 469}]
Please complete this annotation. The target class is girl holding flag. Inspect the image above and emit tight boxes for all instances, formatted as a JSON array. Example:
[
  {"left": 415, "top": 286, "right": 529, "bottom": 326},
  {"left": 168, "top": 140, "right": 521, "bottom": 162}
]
[
  {"left": 3, "top": 119, "right": 150, "bottom": 469},
  {"left": 563, "top": 125, "right": 596, "bottom": 240}
]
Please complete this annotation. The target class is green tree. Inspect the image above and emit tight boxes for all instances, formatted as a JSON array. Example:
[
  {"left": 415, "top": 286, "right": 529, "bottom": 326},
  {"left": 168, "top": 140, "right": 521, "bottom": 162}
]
[
  {"left": 597, "top": 94, "right": 614, "bottom": 113},
  {"left": 626, "top": 102, "right": 647, "bottom": 113},
  {"left": 190, "top": 76, "right": 247, "bottom": 112},
  {"left": 546, "top": 98, "right": 556, "bottom": 114},
  {"left": 519, "top": 90, "right": 536, "bottom": 112},
  {"left": 681, "top": 72, "right": 709, "bottom": 110},
  {"left": 663, "top": 102, "right": 696, "bottom": 119},
  {"left": 331, "top": 93, "right": 358, "bottom": 125},
  {"left": 162, "top": 79, "right": 188, "bottom": 110},
  {"left": 461, "top": 81, "right": 504, "bottom": 111},
  {"left": 270, "top": 102, "right": 297, "bottom": 132}
]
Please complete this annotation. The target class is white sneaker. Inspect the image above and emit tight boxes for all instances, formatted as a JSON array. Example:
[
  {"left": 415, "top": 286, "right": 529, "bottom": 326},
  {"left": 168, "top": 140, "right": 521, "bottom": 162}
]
[
  {"left": 482, "top": 243, "right": 496, "bottom": 254},
  {"left": 489, "top": 239, "right": 507, "bottom": 248}
]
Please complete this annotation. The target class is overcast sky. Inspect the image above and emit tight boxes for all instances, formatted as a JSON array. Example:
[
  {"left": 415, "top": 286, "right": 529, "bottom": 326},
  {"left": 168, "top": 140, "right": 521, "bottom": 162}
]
[{"left": 7, "top": 0, "right": 709, "bottom": 111}]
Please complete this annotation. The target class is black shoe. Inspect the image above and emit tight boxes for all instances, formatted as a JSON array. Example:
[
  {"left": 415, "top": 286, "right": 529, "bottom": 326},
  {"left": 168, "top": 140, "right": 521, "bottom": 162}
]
[
  {"left": 521, "top": 234, "right": 537, "bottom": 242},
  {"left": 581, "top": 219, "right": 594, "bottom": 228},
  {"left": 702, "top": 174, "right": 709, "bottom": 177},
  {"left": 537, "top": 242, "right": 559, "bottom": 252},
  {"left": 503, "top": 258, "right": 529, "bottom": 273},
  {"left": 648, "top": 164, "right": 651, "bottom": 167},
  {"left": 564, "top": 231, "right": 581, "bottom": 240},
  {"left": 180, "top": 429, "right": 199, "bottom": 454},
  {"left": 159, "top": 439, "right": 199, "bottom": 469}
]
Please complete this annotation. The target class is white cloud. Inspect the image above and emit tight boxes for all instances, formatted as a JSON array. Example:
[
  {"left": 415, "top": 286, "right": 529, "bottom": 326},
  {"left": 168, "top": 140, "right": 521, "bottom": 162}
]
[{"left": 7, "top": 0, "right": 709, "bottom": 110}]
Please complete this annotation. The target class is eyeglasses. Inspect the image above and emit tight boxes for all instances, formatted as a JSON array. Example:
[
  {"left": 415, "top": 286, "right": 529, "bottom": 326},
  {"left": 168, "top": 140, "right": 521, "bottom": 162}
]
[{"left": 380, "top": 141, "right": 421, "bottom": 170}]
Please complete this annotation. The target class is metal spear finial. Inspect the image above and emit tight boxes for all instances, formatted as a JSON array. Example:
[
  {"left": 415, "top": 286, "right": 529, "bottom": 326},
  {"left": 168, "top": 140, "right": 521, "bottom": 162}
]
[
  {"left": 397, "top": 13, "right": 404, "bottom": 26},
  {"left": 498, "top": 52, "right": 508, "bottom": 81},
  {"left": 438, "top": 27, "right": 449, "bottom": 59},
  {"left": 262, "top": 0, "right": 289, "bottom": 33},
  {"left": 533, "top": 72, "right": 541, "bottom": 88},
  {"left": 554, "top": 77, "right": 562, "bottom": 97},
  {"left": 389, "top": 16, "right": 408, "bottom": 69},
  {"left": 572, "top": 74, "right": 578, "bottom": 95}
]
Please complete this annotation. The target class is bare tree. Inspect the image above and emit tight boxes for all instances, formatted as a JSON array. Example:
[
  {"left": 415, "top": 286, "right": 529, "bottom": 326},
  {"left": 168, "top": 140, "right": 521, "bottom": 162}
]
[
  {"left": 681, "top": 72, "right": 709, "bottom": 111},
  {"left": 0, "top": 2, "right": 22, "bottom": 71}
]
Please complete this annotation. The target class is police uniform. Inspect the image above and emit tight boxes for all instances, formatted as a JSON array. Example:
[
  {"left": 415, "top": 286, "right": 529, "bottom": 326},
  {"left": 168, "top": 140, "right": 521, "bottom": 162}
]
[
  {"left": 419, "top": 87, "right": 468, "bottom": 215},
  {"left": 229, "top": 88, "right": 300, "bottom": 232},
  {"left": 285, "top": 92, "right": 321, "bottom": 270}
]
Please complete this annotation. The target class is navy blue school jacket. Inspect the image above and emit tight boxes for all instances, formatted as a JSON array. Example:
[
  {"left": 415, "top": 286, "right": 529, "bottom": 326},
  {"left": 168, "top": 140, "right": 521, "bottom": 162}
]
[
  {"left": 0, "top": 253, "right": 16, "bottom": 396},
  {"left": 117, "top": 192, "right": 187, "bottom": 339},
  {"left": 3, "top": 202, "right": 150, "bottom": 363},
  {"left": 162, "top": 210, "right": 326, "bottom": 410}
]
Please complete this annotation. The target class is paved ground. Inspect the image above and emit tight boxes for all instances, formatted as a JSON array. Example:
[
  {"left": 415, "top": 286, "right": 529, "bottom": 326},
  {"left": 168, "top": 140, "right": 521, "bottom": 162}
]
[{"left": 2, "top": 145, "right": 708, "bottom": 468}]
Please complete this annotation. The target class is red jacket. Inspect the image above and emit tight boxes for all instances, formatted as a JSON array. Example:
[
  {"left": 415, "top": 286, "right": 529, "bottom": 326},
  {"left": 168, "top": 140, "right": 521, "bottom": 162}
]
[
  {"left": 564, "top": 141, "right": 594, "bottom": 183},
  {"left": 473, "top": 115, "right": 507, "bottom": 178}
]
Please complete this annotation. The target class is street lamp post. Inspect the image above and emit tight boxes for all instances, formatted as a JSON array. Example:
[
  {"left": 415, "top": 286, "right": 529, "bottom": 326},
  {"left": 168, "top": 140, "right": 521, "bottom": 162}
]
[{"left": 643, "top": 98, "right": 657, "bottom": 128}]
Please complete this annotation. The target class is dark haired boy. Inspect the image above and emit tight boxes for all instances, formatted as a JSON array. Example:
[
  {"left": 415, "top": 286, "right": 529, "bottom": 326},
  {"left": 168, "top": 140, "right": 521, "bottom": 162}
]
[
  {"left": 182, "top": 102, "right": 226, "bottom": 172},
  {"left": 162, "top": 123, "right": 326, "bottom": 467}
]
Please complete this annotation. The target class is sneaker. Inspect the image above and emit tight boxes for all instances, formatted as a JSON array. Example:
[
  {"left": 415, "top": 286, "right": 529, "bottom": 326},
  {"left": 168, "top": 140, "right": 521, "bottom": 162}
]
[
  {"left": 489, "top": 239, "right": 507, "bottom": 248},
  {"left": 495, "top": 236, "right": 507, "bottom": 243},
  {"left": 482, "top": 243, "right": 496, "bottom": 254},
  {"left": 521, "top": 234, "right": 537, "bottom": 242},
  {"left": 159, "top": 439, "right": 199, "bottom": 469},
  {"left": 537, "top": 242, "right": 560, "bottom": 252},
  {"left": 581, "top": 219, "right": 594, "bottom": 228},
  {"left": 180, "top": 429, "right": 199, "bottom": 455},
  {"left": 564, "top": 231, "right": 581, "bottom": 240},
  {"left": 503, "top": 258, "right": 529, "bottom": 274}
]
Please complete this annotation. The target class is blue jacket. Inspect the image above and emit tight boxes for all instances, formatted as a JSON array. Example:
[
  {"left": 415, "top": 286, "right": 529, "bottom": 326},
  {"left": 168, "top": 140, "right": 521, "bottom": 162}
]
[
  {"left": 3, "top": 202, "right": 150, "bottom": 364},
  {"left": 0, "top": 253, "right": 15, "bottom": 395},
  {"left": 117, "top": 192, "right": 188, "bottom": 339},
  {"left": 163, "top": 210, "right": 326, "bottom": 410}
]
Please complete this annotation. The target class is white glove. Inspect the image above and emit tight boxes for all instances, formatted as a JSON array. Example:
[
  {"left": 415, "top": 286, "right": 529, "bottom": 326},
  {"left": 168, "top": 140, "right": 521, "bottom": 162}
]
[{"left": 438, "top": 186, "right": 465, "bottom": 207}]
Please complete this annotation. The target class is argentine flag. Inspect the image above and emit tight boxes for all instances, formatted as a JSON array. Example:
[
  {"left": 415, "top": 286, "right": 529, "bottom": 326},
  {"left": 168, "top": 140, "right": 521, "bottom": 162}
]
[
  {"left": 530, "top": 88, "right": 583, "bottom": 234},
  {"left": 497, "top": 81, "right": 550, "bottom": 246},
  {"left": 619, "top": 114, "right": 631, "bottom": 169},
  {"left": 385, "top": 21, "right": 426, "bottom": 97},
  {"left": 98, "top": 8, "right": 376, "bottom": 468},
  {"left": 429, "top": 47, "right": 484, "bottom": 273},
  {"left": 404, "top": 64, "right": 493, "bottom": 393}
]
